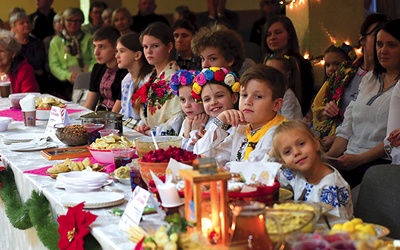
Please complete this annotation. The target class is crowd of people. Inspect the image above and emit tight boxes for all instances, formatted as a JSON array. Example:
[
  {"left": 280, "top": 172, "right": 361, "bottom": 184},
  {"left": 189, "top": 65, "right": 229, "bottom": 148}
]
[{"left": 1, "top": 0, "right": 400, "bottom": 221}]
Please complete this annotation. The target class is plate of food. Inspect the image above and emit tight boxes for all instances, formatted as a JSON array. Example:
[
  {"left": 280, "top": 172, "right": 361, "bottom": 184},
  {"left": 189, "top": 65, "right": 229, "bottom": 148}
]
[
  {"left": 368, "top": 223, "right": 390, "bottom": 238},
  {"left": 110, "top": 166, "right": 131, "bottom": 185}
]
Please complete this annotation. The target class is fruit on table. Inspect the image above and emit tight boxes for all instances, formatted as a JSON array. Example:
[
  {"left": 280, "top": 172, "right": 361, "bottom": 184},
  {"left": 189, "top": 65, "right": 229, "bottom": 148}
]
[{"left": 331, "top": 218, "right": 376, "bottom": 236}]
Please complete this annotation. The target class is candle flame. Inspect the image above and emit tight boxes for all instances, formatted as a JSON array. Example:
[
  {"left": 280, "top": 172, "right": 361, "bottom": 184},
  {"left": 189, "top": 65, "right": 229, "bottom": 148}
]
[
  {"left": 201, "top": 217, "right": 212, "bottom": 236},
  {"left": 303, "top": 52, "right": 310, "bottom": 60},
  {"left": 355, "top": 47, "right": 362, "bottom": 56}
]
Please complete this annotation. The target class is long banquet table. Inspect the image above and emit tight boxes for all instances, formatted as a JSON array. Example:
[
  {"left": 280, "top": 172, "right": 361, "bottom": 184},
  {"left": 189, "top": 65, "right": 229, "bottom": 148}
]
[{"left": 0, "top": 95, "right": 143, "bottom": 250}]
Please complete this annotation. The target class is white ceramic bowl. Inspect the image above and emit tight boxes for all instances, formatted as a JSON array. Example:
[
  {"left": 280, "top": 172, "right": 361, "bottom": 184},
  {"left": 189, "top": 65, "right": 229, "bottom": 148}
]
[
  {"left": 9, "top": 92, "right": 41, "bottom": 109},
  {"left": 0, "top": 117, "right": 12, "bottom": 132},
  {"left": 88, "top": 147, "right": 114, "bottom": 164},
  {"left": 58, "top": 171, "right": 109, "bottom": 183},
  {"left": 36, "top": 109, "right": 51, "bottom": 120}
]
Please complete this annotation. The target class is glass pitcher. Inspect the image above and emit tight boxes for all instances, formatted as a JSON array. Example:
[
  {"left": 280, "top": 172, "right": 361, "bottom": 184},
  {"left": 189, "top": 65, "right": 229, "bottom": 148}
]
[{"left": 229, "top": 201, "right": 282, "bottom": 250}]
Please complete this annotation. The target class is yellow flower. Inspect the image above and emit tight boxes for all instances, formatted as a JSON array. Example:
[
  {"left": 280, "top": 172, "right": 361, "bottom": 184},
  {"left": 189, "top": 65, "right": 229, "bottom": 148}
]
[
  {"left": 231, "top": 82, "right": 240, "bottom": 92},
  {"left": 209, "top": 67, "right": 220, "bottom": 72},
  {"left": 192, "top": 83, "right": 202, "bottom": 94}
]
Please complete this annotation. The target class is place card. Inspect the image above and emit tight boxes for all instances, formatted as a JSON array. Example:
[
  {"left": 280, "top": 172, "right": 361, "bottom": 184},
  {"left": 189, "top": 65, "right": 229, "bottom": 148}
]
[
  {"left": 119, "top": 186, "right": 150, "bottom": 231},
  {"left": 45, "top": 106, "right": 71, "bottom": 135}
]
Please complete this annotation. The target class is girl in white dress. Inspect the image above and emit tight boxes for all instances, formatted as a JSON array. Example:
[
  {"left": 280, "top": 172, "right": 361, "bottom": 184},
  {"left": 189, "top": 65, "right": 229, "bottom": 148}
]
[
  {"left": 273, "top": 120, "right": 353, "bottom": 220},
  {"left": 191, "top": 67, "right": 240, "bottom": 156}
]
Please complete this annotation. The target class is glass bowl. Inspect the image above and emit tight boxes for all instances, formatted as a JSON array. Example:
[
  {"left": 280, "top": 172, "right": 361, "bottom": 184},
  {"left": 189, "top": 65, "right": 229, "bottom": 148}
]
[{"left": 134, "top": 136, "right": 182, "bottom": 157}]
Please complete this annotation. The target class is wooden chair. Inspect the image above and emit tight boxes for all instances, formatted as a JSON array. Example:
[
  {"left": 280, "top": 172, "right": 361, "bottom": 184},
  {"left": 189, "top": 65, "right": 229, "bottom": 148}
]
[{"left": 354, "top": 164, "right": 400, "bottom": 238}]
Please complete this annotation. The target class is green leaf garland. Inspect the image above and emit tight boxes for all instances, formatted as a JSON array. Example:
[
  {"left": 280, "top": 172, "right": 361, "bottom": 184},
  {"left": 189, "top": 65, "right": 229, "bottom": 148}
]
[{"left": 0, "top": 167, "right": 101, "bottom": 250}]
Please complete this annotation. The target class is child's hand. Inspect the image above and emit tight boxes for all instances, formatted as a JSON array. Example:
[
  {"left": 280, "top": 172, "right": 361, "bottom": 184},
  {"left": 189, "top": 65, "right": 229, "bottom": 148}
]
[
  {"left": 322, "top": 101, "right": 340, "bottom": 118},
  {"left": 218, "top": 110, "right": 247, "bottom": 127},
  {"left": 191, "top": 126, "right": 206, "bottom": 145},
  {"left": 322, "top": 135, "right": 335, "bottom": 151},
  {"left": 192, "top": 113, "right": 209, "bottom": 131},
  {"left": 388, "top": 128, "right": 400, "bottom": 147},
  {"left": 183, "top": 117, "right": 194, "bottom": 138},
  {"left": 136, "top": 124, "right": 151, "bottom": 135}
]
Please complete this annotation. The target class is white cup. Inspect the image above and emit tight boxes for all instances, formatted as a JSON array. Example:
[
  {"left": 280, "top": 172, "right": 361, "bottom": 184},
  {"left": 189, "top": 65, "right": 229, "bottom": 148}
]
[{"left": 158, "top": 182, "right": 183, "bottom": 208}]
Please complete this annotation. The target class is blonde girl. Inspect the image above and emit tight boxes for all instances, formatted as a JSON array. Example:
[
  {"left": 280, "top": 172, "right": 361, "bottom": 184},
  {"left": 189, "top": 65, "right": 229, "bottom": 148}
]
[{"left": 273, "top": 120, "right": 352, "bottom": 220}]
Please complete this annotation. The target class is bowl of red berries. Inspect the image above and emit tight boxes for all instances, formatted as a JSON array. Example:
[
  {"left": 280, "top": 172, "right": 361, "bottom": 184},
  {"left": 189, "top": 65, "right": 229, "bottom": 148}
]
[{"left": 138, "top": 146, "right": 197, "bottom": 185}]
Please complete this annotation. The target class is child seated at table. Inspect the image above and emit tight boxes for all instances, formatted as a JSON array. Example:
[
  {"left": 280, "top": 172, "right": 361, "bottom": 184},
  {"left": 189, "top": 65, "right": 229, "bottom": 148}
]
[
  {"left": 191, "top": 67, "right": 240, "bottom": 156},
  {"left": 208, "top": 64, "right": 286, "bottom": 165},
  {"left": 170, "top": 69, "right": 209, "bottom": 151},
  {"left": 272, "top": 120, "right": 353, "bottom": 220}
]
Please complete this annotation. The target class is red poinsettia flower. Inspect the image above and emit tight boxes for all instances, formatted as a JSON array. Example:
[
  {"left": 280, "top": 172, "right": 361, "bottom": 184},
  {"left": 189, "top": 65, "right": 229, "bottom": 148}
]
[{"left": 57, "top": 202, "right": 98, "bottom": 250}]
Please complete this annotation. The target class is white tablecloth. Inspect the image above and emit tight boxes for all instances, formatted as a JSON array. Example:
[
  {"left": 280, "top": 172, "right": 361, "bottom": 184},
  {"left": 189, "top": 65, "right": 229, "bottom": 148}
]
[{"left": 0, "top": 95, "right": 143, "bottom": 250}]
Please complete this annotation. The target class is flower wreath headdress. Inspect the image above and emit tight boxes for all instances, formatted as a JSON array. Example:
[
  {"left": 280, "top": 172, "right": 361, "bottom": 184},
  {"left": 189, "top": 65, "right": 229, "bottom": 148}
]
[
  {"left": 333, "top": 41, "right": 356, "bottom": 60},
  {"left": 191, "top": 67, "right": 240, "bottom": 103},
  {"left": 170, "top": 69, "right": 200, "bottom": 96}
]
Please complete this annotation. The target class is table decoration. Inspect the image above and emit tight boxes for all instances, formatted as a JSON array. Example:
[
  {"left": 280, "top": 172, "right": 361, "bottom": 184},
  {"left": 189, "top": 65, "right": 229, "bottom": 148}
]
[
  {"left": 57, "top": 202, "right": 97, "bottom": 250},
  {"left": 180, "top": 169, "right": 231, "bottom": 245},
  {"left": 0, "top": 167, "right": 101, "bottom": 250},
  {"left": 0, "top": 107, "right": 83, "bottom": 121}
]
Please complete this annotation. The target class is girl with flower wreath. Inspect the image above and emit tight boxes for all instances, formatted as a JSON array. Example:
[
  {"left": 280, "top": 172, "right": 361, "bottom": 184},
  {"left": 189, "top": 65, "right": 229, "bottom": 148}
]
[
  {"left": 115, "top": 32, "right": 153, "bottom": 129},
  {"left": 170, "top": 69, "right": 209, "bottom": 151},
  {"left": 311, "top": 14, "right": 389, "bottom": 150},
  {"left": 134, "top": 22, "right": 184, "bottom": 136},
  {"left": 191, "top": 67, "right": 240, "bottom": 156}
]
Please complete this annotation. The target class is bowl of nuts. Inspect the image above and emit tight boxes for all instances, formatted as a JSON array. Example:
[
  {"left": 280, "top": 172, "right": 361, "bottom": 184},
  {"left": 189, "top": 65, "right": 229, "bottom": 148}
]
[{"left": 54, "top": 124, "right": 88, "bottom": 146}]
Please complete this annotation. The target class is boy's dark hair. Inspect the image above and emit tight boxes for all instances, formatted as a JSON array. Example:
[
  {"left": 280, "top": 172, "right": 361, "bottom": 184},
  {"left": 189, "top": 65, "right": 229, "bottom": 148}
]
[
  {"left": 240, "top": 64, "right": 286, "bottom": 100},
  {"left": 92, "top": 26, "right": 121, "bottom": 45},
  {"left": 172, "top": 19, "right": 198, "bottom": 35}
]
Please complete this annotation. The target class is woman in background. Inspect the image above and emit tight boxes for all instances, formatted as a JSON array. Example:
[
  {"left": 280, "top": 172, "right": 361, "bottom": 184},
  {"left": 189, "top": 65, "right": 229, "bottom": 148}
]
[
  {"left": 262, "top": 15, "right": 315, "bottom": 116},
  {"left": 0, "top": 30, "right": 39, "bottom": 93},
  {"left": 48, "top": 7, "right": 96, "bottom": 101}
]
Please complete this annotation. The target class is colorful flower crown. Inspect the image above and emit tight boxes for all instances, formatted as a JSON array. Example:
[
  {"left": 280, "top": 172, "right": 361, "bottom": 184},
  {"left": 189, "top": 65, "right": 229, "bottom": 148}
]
[
  {"left": 191, "top": 67, "right": 240, "bottom": 102},
  {"left": 333, "top": 41, "right": 356, "bottom": 60},
  {"left": 170, "top": 69, "right": 199, "bottom": 96}
]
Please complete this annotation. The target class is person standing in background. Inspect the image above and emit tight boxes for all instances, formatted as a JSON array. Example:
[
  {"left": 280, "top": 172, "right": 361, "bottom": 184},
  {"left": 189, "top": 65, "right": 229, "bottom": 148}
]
[
  {"left": 250, "top": 0, "right": 281, "bottom": 47},
  {"left": 48, "top": 8, "right": 96, "bottom": 101},
  {"left": 82, "top": 1, "right": 108, "bottom": 35},
  {"left": 130, "top": 0, "right": 169, "bottom": 33},
  {"left": 29, "top": 0, "right": 56, "bottom": 41},
  {"left": 10, "top": 11, "right": 47, "bottom": 93}
]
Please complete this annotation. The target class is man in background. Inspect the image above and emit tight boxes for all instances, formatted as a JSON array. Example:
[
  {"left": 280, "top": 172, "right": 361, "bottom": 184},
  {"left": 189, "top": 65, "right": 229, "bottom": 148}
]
[
  {"left": 130, "top": 0, "right": 169, "bottom": 33},
  {"left": 29, "top": 0, "right": 56, "bottom": 40}
]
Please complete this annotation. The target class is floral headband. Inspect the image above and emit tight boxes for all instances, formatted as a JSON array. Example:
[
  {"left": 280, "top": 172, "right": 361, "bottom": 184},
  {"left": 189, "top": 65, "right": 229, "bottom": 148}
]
[
  {"left": 170, "top": 69, "right": 199, "bottom": 96},
  {"left": 191, "top": 67, "right": 240, "bottom": 103},
  {"left": 333, "top": 41, "right": 356, "bottom": 60}
]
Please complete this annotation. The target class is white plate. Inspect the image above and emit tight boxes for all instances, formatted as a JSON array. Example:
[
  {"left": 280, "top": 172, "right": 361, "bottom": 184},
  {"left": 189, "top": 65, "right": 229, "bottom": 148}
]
[
  {"left": 9, "top": 142, "right": 57, "bottom": 151},
  {"left": 55, "top": 179, "right": 113, "bottom": 189},
  {"left": 59, "top": 191, "right": 125, "bottom": 209},
  {"left": 2, "top": 133, "right": 48, "bottom": 145}
]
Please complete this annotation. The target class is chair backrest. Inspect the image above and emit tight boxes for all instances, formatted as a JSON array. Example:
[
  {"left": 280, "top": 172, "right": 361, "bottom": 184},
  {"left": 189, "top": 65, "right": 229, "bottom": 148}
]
[
  {"left": 73, "top": 72, "right": 91, "bottom": 90},
  {"left": 354, "top": 164, "right": 400, "bottom": 238}
]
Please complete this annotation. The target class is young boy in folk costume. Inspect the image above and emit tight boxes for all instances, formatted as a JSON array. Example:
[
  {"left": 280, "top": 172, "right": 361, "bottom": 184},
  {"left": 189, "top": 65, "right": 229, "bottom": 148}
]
[{"left": 209, "top": 64, "right": 287, "bottom": 166}]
